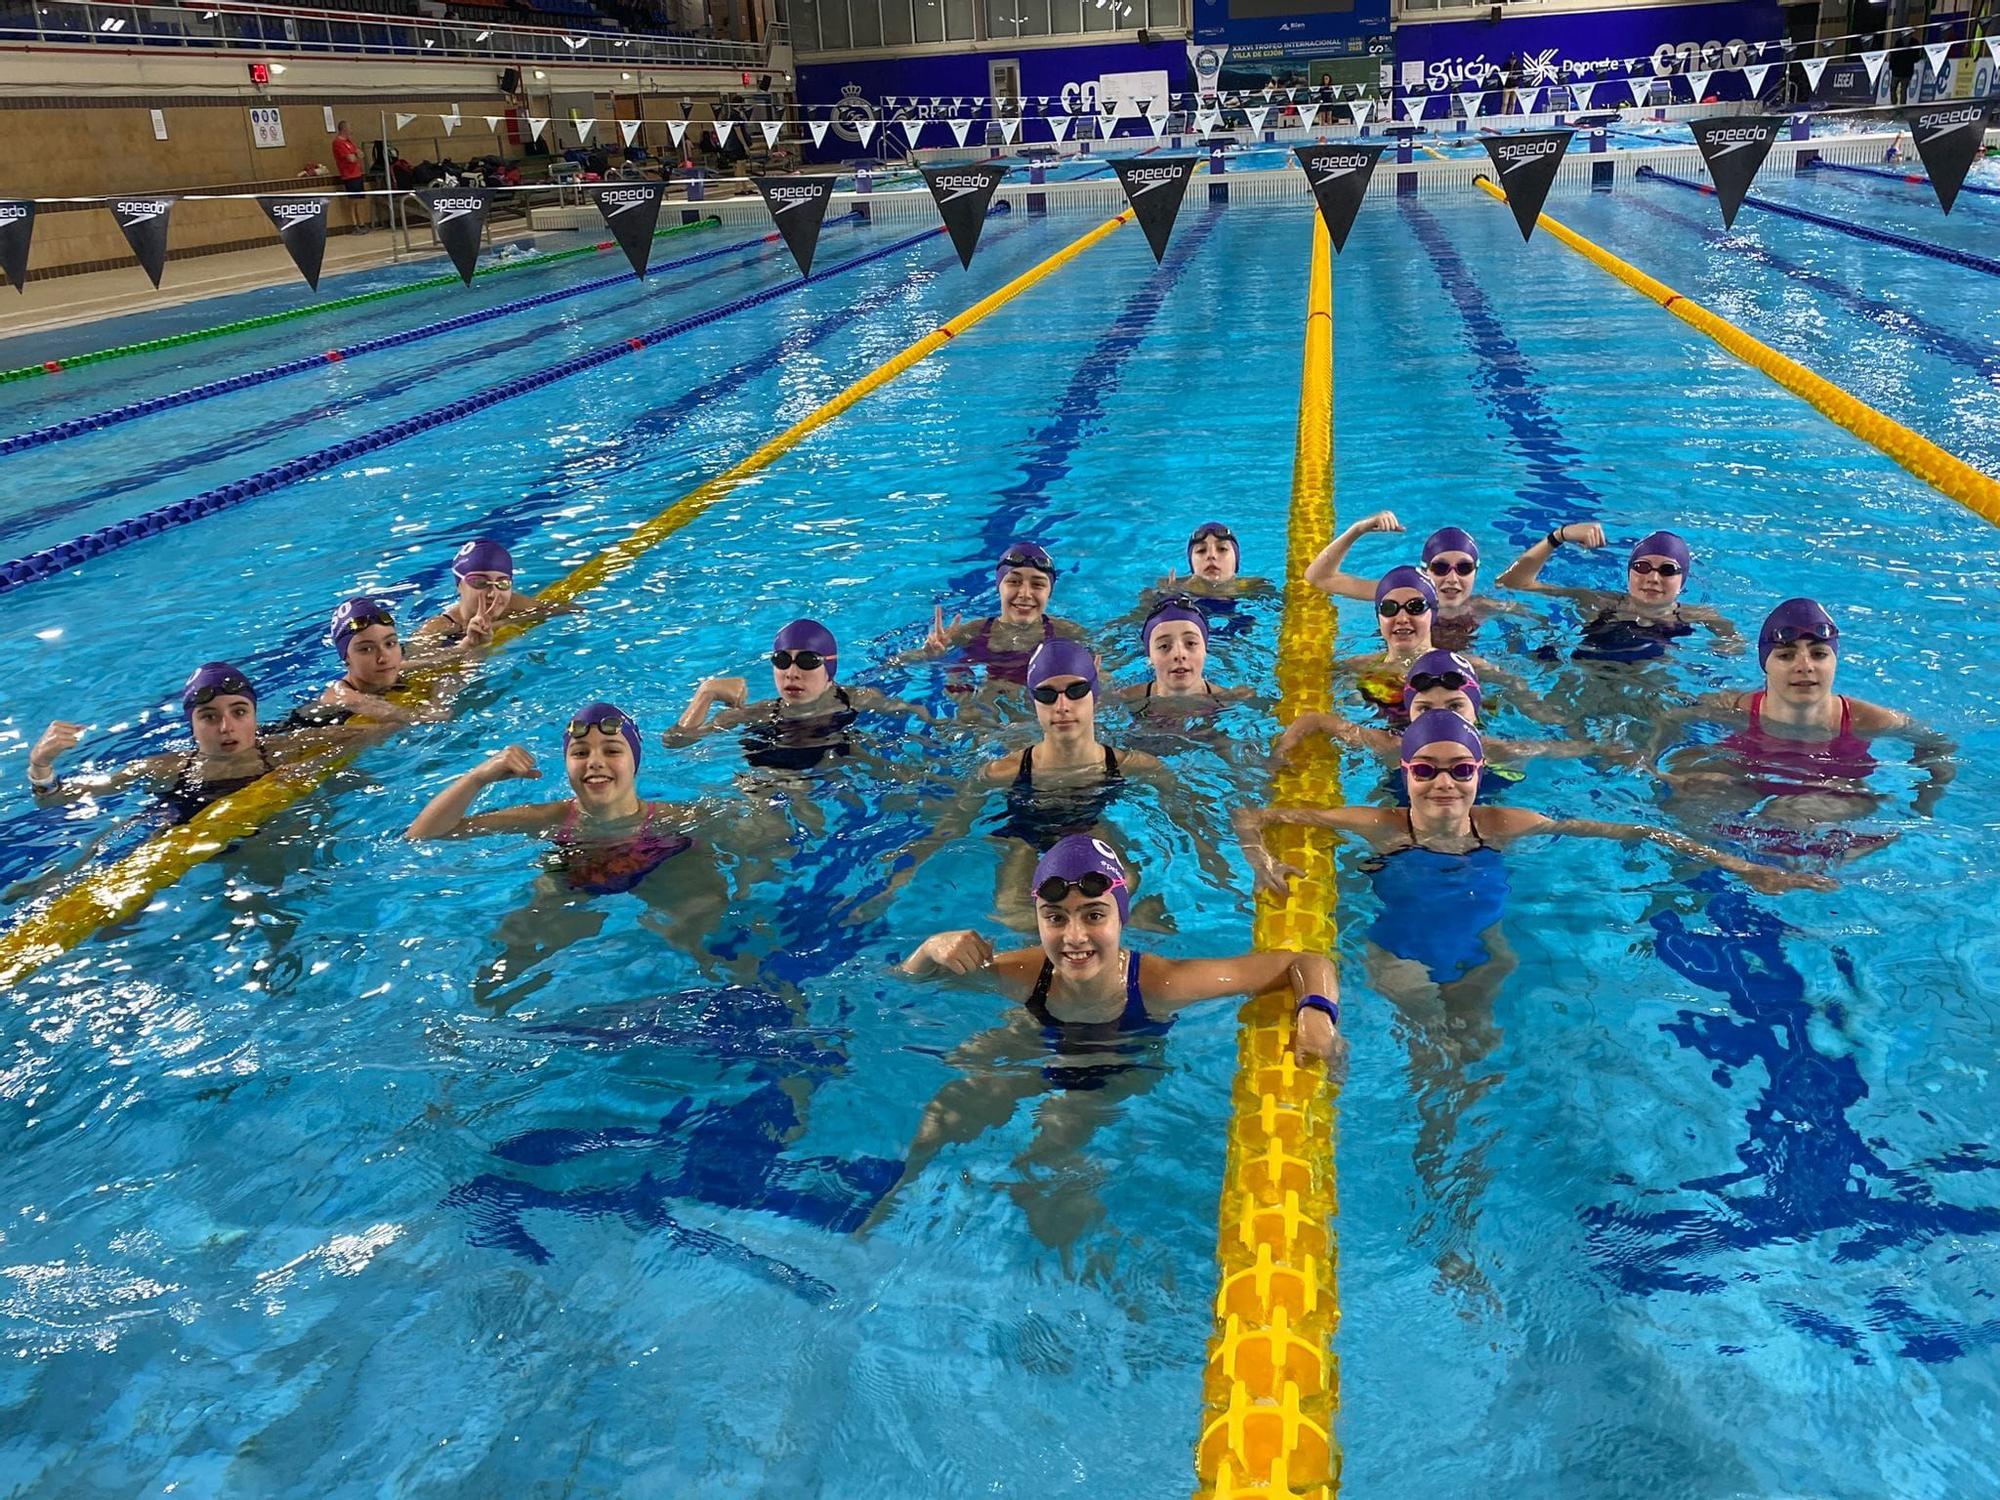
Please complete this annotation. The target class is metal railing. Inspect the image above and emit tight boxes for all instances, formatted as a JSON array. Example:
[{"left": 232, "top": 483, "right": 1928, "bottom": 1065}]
[{"left": 0, "top": 0, "right": 766, "bottom": 68}]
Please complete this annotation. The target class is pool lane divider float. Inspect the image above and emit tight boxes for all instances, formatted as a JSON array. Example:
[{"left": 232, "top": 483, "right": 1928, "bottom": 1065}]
[
  {"left": 0, "top": 217, "right": 725, "bottom": 387},
  {"left": 1636, "top": 167, "right": 2000, "bottom": 278},
  {"left": 1195, "top": 210, "right": 1342, "bottom": 1500},
  {"left": 1473, "top": 175, "right": 2000, "bottom": 530},
  {"left": 0, "top": 223, "right": 823, "bottom": 459},
  {"left": 0, "top": 217, "right": 936, "bottom": 596},
  {"left": 0, "top": 207, "right": 1135, "bottom": 991},
  {"left": 1805, "top": 158, "right": 2000, "bottom": 202}
]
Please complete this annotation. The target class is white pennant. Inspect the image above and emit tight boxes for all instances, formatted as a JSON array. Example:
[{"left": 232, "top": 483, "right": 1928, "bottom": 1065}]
[
  {"left": 483, "top": 115, "right": 502, "bottom": 132},
  {"left": 1924, "top": 42, "right": 1950, "bottom": 74},
  {"left": 807, "top": 118, "right": 829, "bottom": 148},
  {"left": 1801, "top": 57, "right": 1829, "bottom": 90},
  {"left": 395, "top": 112, "right": 417, "bottom": 129},
  {"left": 997, "top": 116, "right": 1019, "bottom": 144},
  {"left": 1629, "top": 73, "right": 1654, "bottom": 102},
  {"left": 1402, "top": 96, "right": 1424, "bottom": 121},
  {"left": 1570, "top": 83, "right": 1594, "bottom": 110},
  {"left": 1246, "top": 105, "right": 1270, "bottom": 132},
  {"left": 1687, "top": 71, "right": 1713, "bottom": 101},
  {"left": 1145, "top": 111, "right": 1168, "bottom": 137},
  {"left": 1297, "top": 103, "right": 1319, "bottom": 130},
  {"left": 1346, "top": 101, "right": 1369, "bottom": 125},
  {"left": 527, "top": 116, "right": 549, "bottom": 144},
  {"left": 440, "top": 112, "right": 459, "bottom": 136},
  {"left": 572, "top": 117, "right": 595, "bottom": 145},
  {"left": 1459, "top": 91, "right": 1485, "bottom": 118},
  {"left": 901, "top": 117, "right": 924, "bottom": 147},
  {"left": 668, "top": 119, "right": 689, "bottom": 148},
  {"left": 714, "top": 119, "right": 734, "bottom": 146},
  {"left": 1285, "top": 87, "right": 1299, "bottom": 102},
  {"left": 1743, "top": 64, "right": 1771, "bottom": 96},
  {"left": 854, "top": 119, "right": 876, "bottom": 148},
  {"left": 1988, "top": 38, "right": 2000, "bottom": 67},
  {"left": 1517, "top": 87, "right": 1540, "bottom": 114},
  {"left": 948, "top": 117, "right": 970, "bottom": 146},
  {"left": 1859, "top": 50, "right": 1887, "bottom": 86},
  {"left": 1196, "top": 109, "right": 1219, "bottom": 134},
  {"left": 1047, "top": 114, "right": 1071, "bottom": 141},
  {"left": 760, "top": 120, "right": 782, "bottom": 148},
  {"left": 620, "top": 118, "right": 643, "bottom": 146}
]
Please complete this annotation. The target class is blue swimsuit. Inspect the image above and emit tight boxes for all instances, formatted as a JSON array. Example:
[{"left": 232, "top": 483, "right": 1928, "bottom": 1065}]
[
  {"left": 994, "top": 744, "right": 1124, "bottom": 853},
  {"left": 1024, "top": 950, "right": 1171, "bottom": 1091},
  {"left": 1364, "top": 809, "right": 1510, "bottom": 983}
]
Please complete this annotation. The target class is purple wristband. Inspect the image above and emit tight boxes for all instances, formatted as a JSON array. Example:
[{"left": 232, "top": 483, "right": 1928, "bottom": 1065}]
[{"left": 1296, "top": 994, "right": 1339, "bottom": 1029}]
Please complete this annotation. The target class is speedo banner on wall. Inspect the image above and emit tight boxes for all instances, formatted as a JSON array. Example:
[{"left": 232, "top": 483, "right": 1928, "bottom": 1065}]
[
  {"left": 1192, "top": 0, "right": 1390, "bottom": 65},
  {"left": 0, "top": 200, "right": 33, "bottom": 294}
]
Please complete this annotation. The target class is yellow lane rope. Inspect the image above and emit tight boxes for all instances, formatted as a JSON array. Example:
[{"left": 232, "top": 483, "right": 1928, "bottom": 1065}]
[
  {"left": 1195, "top": 211, "right": 1343, "bottom": 1500},
  {"left": 1473, "top": 175, "right": 2000, "bottom": 527},
  {"left": 0, "top": 210, "right": 1137, "bottom": 991}
]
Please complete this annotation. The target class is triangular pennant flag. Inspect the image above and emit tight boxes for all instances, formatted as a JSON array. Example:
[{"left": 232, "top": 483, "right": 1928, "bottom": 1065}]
[
  {"left": 753, "top": 175, "right": 836, "bottom": 275},
  {"left": 1628, "top": 74, "right": 1654, "bottom": 104},
  {"left": 483, "top": 115, "right": 503, "bottom": 133},
  {"left": 760, "top": 120, "right": 782, "bottom": 149},
  {"left": 1988, "top": 38, "right": 2000, "bottom": 67},
  {"left": 1692, "top": 115, "right": 1782, "bottom": 228},
  {"left": 617, "top": 118, "right": 641, "bottom": 147},
  {"left": 1146, "top": 111, "right": 1169, "bottom": 137},
  {"left": 415, "top": 186, "right": 490, "bottom": 284},
  {"left": 589, "top": 180, "right": 666, "bottom": 275},
  {"left": 1480, "top": 130, "right": 1573, "bottom": 241},
  {"left": 572, "top": 117, "right": 596, "bottom": 146},
  {"left": 807, "top": 118, "right": 829, "bottom": 148},
  {"left": 1909, "top": 102, "right": 1992, "bottom": 213},
  {"left": 948, "top": 117, "right": 971, "bottom": 146},
  {"left": 1801, "top": 57, "right": 1829, "bottom": 92},
  {"left": 1113, "top": 156, "right": 1196, "bottom": 263},
  {"left": 1298, "top": 104, "right": 1320, "bottom": 130},
  {"left": 854, "top": 119, "right": 877, "bottom": 148},
  {"left": 1571, "top": 83, "right": 1595, "bottom": 110},
  {"left": 714, "top": 119, "right": 734, "bottom": 147},
  {"left": 395, "top": 112, "right": 417, "bottom": 129},
  {"left": 1517, "top": 87, "right": 1540, "bottom": 115},
  {"left": 1459, "top": 91, "right": 1485, "bottom": 118},
  {"left": 0, "top": 199, "right": 35, "bottom": 293},
  {"left": 998, "top": 116, "right": 1020, "bottom": 144},
  {"left": 1346, "top": 101, "right": 1370, "bottom": 125},
  {"left": 1099, "top": 95, "right": 1119, "bottom": 119},
  {"left": 1402, "top": 97, "right": 1424, "bottom": 121},
  {"left": 440, "top": 112, "right": 459, "bottom": 136},
  {"left": 1046, "top": 114, "right": 1071, "bottom": 142},
  {"left": 527, "top": 116, "right": 549, "bottom": 144},
  {"left": 900, "top": 117, "right": 924, "bottom": 147},
  {"left": 1296, "top": 143, "right": 1383, "bottom": 253},
  {"left": 1247, "top": 105, "right": 1270, "bottom": 132},
  {"left": 258, "top": 195, "right": 329, "bottom": 291},
  {"left": 1860, "top": 50, "right": 1887, "bottom": 86},
  {"left": 1924, "top": 42, "right": 1951, "bottom": 74},
  {"left": 922, "top": 162, "right": 1006, "bottom": 268},
  {"left": 1285, "top": 87, "right": 1299, "bottom": 102},
  {"left": 1743, "top": 64, "right": 1771, "bottom": 97},
  {"left": 1687, "top": 70, "right": 1713, "bottom": 101},
  {"left": 109, "top": 197, "right": 173, "bottom": 287}
]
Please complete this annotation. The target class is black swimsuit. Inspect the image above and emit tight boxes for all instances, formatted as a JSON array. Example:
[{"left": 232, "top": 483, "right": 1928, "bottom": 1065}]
[
  {"left": 157, "top": 743, "right": 274, "bottom": 825},
  {"left": 739, "top": 687, "right": 857, "bottom": 774},
  {"left": 994, "top": 744, "right": 1124, "bottom": 853},
  {"left": 277, "top": 676, "right": 411, "bottom": 731}
]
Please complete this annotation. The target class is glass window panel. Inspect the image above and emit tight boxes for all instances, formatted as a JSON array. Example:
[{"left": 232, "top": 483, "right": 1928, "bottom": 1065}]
[
  {"left": 985, "top": 0, "right": 1018, "bottom": 37},
  {"left": 847, "top": 0, "right": 880, "bottom": 47},
  {"left": 944, "top": 0, "right": 973, "bottom": 41},
  {"left": 791, "top": 0, "right": 819, "bottom": 50},
  {"left": 818, "top": 0, "right": 849, "bottom": 49},
  {"left": 880, "top": 0, "right": 912, "bottom": 45},
  {"left": 912, "top": 0, "right": 943, "bottom": 40},
  {"left": 1083, "top": 0, "right": 1112, "bottom": 32},
  {"left": 1146, "top": 0, "right": 1177, "bottom": 27}
]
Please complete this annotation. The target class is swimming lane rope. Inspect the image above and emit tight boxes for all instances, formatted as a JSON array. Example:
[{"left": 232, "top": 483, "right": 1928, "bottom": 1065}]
[
  {"left": 1475, "top": 174, "right": 2000, "bottom": 530},
  {"left": 1805, "top": 158, "right": 2000, "bottom": 202},
  {"left": 0, "top": 207, "right": 1133, "bottom": 991},
  {"left": 1195, "top": 209, "right": 1343, "bottom": 1500},
  {"left": 0, "top": 216, "right": 722, "bottom": 387}
]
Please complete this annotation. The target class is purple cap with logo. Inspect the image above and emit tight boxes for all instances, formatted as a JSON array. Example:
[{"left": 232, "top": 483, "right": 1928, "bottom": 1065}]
[
  {"left": 1629, "top": 530, "right": 1693, "bottom": 577},
  {"left": 1031, "top": 833, "right": 1130, "bottom": 923},
  {"left": 774, "top": 618, "right": 838, "bottom": 678},
  {"left": 181, "top": 661, "right": 257, "bottom": 717},
  {"left": 1420, "top": 526, "right": 1479, "bottom": 564},
  {"left": 566, "top": 700, "right": 642, "bottom": 768},
  {"left": 1375, "top": 565, "right": 1439, "bottom": 611},
  {"left": 996, "top": 541, "right": 1058, "bottom": 583},
  {"left": 1400, "top": 708, "right": 1485, "bottom": 771},
  {"left": 452, "top": 539, "right": 514, "bottom": 579},
  {"left": 1026, "top": 639, "right": 1098, "bottom": 694},
  {"left": 329, "top": 596, "right": 397, "bottom": 660},
  {"left": 1402, "top": 649, "right": 1483, "bottom": 714},
  {"left": 1186, "top": 521, "right": 1240, "bottom": 566},
  {"left": 1758, "top": 597, "right": 1840, "bottom": 669},
  {"left": 1143, "top": 596, "right": 1209, "bottom": 649}
]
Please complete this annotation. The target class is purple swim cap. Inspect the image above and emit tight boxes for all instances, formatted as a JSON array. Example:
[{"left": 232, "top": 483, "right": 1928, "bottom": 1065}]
[
  {"left": 1629, "top": 530, "right": 1693, "bottom": 577},
  {"left": 996, "top": 541, "right": 1058, "bottom": 583},
  {"left": 451, "top": 539, "right": 514, "bottom": 579},
  {"left": 774, "top": 617, "right": 838, "bottom": 678},
  {"left": 1026, "top": 639, "right": 1098, "bottom": 694},
  {"left": 329, "top": 596, "right": 397, "bottom": 660},
  {"left": 1402, "top": 649, "right": 1483, "bottom": 715},
  {"left": 1142, "top": 595, "right": 1209, "bottom": 649},
  {"left": 181, "top": 661, "right": 256, "bottom": 717},
  {"left": 565, "top": 700, "right": 642, "bottom": 768},
  {"left": 1758, "top": 597, "right": 1840, "bottom": 669},
  {"left": 1031, "top": 834, "right": 1130, "bottom": 923},
  {"left": 1420, "top": 526, "right": 1479, "bottom": 565},
  {"left": 1375, "top": 565, "right": 1439, "bottom": 610},
  {"left": 1400, "top": 708, "right": 1485, "bottom": 767},
  {"left": 1186, "top": 521, "right": 1240, "bottom": 566}
]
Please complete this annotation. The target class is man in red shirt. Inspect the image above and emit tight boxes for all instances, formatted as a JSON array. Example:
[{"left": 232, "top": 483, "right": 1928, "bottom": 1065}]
[{"left": 332, "top": 120, "right": 369, "bottom": 233}]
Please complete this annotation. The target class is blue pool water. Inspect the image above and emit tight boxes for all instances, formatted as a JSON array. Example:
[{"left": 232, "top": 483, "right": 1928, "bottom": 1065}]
[{"left": 3, "top": 165, "right": 1999, "bottom": 1496}]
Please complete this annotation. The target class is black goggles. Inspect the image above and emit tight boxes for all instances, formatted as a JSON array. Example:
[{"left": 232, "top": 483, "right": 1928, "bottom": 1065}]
[
  {"left": 338, "top": 609, "right": 396, "bottom": 636},
  {"left": 1377, "top": 597, "right": 1432, "bottom": 617},
  {"left": 771, "top": 650, "right": 827, "bottom": 672},
  {"left": 1766, "top": 627, "right": 1835, "bottom": 651},
  {"left": 1189, "top": 526, "right": 1238, "bottom": 549},
  {"left": 1145, "top": 592, "right": 1202, "bottom": 621},
  {"left": 567, "top": 714, "right": 631, "bottom": 743},
  {"left": 999, "top": 549, "right": 1056, "bottom": 577},
  {"left": 1427, "top": 559, "right": 1476, "bottom": 577},
  {"left": 187, "top": 677, "right": 254, "bottom": 709},
  {"left": 1036, "top": 871, "right": 1119, "bottom": 904},
  {"left": 1031, "top": 680, "right": 1093, "bottom": 704},
  {"left": 1408, "top": 670, "right": 1474, "bottom": 694}
]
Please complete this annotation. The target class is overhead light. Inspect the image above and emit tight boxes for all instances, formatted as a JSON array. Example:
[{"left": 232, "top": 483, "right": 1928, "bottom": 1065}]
[
  {"left": 621, "top": 71, "right": 631, "bottom": 80},
  {"left": 269, "top": 61, "right": 285, "bottom": 73},
  {"left": 422, "top": 36, "right": 434, "bottom": 46},
  {"left": 99, "top": 16, "right": 126, "bottom": 30},
  {"left": 201, "top": 8, "right": 216, "bottom": 15},
  {"left": 474, "top": 28, "right": 489, "bottom": 39},
  {"left": 533, "top": 68, "right": 546, "bottom": 78}
]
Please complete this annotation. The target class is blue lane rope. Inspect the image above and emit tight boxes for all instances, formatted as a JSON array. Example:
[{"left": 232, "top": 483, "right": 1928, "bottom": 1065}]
[
  {"left": 1637, "top": 166, "right": 2000, "bottom": 278},
  {"left": 0, "top": 219, "right": 857, "bottom": 460},
  {"left": 0, "top": 222, "right": 944, "bottom": 596},
  {"left": 1804, "top": 157, "right": 2000, "bottom": 201}
]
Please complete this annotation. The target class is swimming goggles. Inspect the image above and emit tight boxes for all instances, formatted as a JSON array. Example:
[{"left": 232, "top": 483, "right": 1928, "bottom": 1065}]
[
  {"left": 1188, "top": 523, "right": 1238, "bottom": 550},
  {"left": 185, "top": 675, "right": 255, "bottom": 709},
  {"left": 1031, "top": 681, "right": 1093, "bottom": 704},
  {"left": 1764, "top": 626, "right": 1836, "bottom": 651},
  {"left": 1407, "top": 669, "right": 1474, "bottom": 694},
  {"left": 1427, "top": 559, "right": 1476, "bottom": 577},
  {"left": 770, "top": 650, "right": 826, "bottom": 671},
  {"left": 1144, "top": 593, "right": 1203, "bottom": 622},
  {"left": 336, "top": 608, "right": 396, "bottom": 637},
  {"left": 1035, "top": 871, "right": 1125, "bottom": 904},
  {"left": 998, "top": 546, "right": 1057, "bottom": 577},
  {"left": 567, "top": 713, "right": 631, "bottom": 742},
  {"left": 1403, "top": 759, "right": 1481, "bottom": 782},
  {"left": 1629, "top": 560, "right": 1683, "bottom": 577},
  {"left": 1377, "top": 597, "right": 1432, "bottom": 617}
]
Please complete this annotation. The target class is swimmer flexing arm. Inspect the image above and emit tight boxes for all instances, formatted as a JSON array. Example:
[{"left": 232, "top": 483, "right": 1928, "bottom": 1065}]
[
  {"left": 408, "top": 539, "right": 571, "bottom": 659},
  {"left": 1496, "top": 522, "right": 1739, "bottom": 639},
  {"left": 665, "top": 618, "right": 928, "bottom": 746}
]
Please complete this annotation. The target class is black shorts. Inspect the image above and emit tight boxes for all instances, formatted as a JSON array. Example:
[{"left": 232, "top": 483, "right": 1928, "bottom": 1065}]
[{"left": 340, "top": 177, "right": 366, "bottom": 193}]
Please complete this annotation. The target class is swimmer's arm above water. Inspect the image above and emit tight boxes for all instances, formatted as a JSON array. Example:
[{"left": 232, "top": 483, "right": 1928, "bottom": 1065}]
[
  {"left": 899, "top": 932, "right": 1042, "bottom": 990},
  {"left": 1272, "top": 712, "right": 1396, "bottom": 763},
  {"left": 664, "top": 676, "right": 753, "bottom": 743},
  {"left": 882, "top": 606, "right": 984, "bottom": 667},
  {"left": 404, "top": 745, "right": 566, "bottom": 839},
  {"left": 24, "top": 721, "right": 177, "bottom": 802},
  {"left": 1230, "top": 804, "right": 1403, "bottom": 894},
  {"left": 1495, "top": 521, "right": 1618, "bottom": 605},
  {"left": 1524, "top": 813, "right": 1838, "bottom": 894},
  {"left": 1303, "top": 510, "right": 1401, "bottom": 601},
  {"left": 1142, "top": 949, "right": 1344, "bottom": 1065}
]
